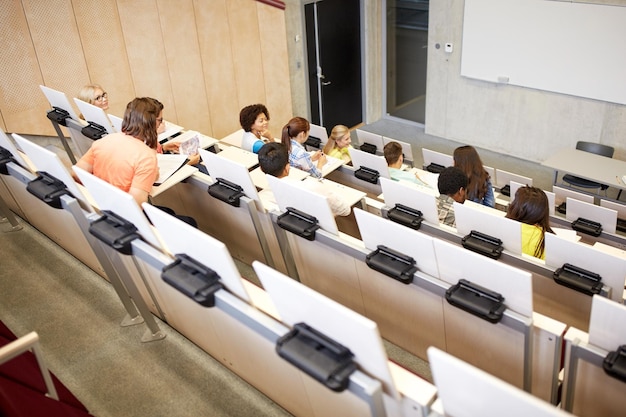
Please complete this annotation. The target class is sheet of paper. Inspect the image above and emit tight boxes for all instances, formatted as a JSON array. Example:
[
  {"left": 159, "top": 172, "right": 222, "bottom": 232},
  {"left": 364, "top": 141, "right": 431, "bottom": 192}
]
[{"left": 154, "top": 153, "right": 188, "bottom": 185}]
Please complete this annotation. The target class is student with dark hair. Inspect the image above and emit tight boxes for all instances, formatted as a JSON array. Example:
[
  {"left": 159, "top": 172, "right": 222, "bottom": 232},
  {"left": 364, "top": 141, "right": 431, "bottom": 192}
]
[
  {"left": 453, "top": 145, "right": 495, "bottom": 208},
  {"left": 258, "top": 142, "right": 350, "bottom": 216},
  {"left": 437, "top": 166, "right": 468, "bottom": 227},
  {"left": 384, "top": 141, "right": 430, "bottom": 187},
  {"left": 281, "top": 116, "right": 325, "bottom": 178},
  {"left": 239, "top": 104, "right": 273, "bottom": 153},
  {"left": 506, "top": 185, "right": 554, "bottom": 260}
]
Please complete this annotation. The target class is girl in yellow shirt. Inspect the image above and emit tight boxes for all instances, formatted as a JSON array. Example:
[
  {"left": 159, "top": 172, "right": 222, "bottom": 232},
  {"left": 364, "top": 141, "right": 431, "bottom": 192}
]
[
  {"left": 323, "top": 125, "right": 353, "bottom": 164},
  {"left": 506, "top": 186, "right": 554, "bottom": 260}
]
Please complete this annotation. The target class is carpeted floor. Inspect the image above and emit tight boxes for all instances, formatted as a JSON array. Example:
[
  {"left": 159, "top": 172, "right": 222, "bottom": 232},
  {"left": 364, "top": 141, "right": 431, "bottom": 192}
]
[{"left": 0, "top": 217, "right": 293, "bottom": 417}]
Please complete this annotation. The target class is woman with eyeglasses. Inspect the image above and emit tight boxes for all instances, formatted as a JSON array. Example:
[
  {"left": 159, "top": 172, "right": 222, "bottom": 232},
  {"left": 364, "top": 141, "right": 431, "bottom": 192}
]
[{"left": 78, "top": 84, "right": 109, "bottom": 111}]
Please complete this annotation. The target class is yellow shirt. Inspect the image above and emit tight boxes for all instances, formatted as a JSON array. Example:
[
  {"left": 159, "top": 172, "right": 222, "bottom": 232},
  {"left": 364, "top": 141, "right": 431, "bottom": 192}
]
[
  {"left": 327, "top": 146, "right": 352, "bottom": 164},
  {"left": 521, "top": 223, "right": 545, "bottom": 259}
]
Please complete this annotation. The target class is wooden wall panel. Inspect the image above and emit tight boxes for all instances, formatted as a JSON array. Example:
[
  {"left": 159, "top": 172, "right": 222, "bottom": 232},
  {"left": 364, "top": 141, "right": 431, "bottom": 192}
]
[
  {"left": 117, "top": 0, "right": 177, "bottom": 122},
  {"left": 158, "top": 0, "right": 212, "bottom": 134},
  {"left": 195, "top": 0, "right": 240, "bottom": 138},
  {"left": 0, "top": 1, "right": 52, "bottom": 135},
  {"left": 23, "top": 0, "right": 89, "bottom": 117},
  {"left": 72, "top": 0, "right": 135, "bottom": 117},
  {"left": 227, "top": 0, "right": 267, "bottom": 111},
  {"left": 0, "top": 0, "right": 292, "bottom": 139},
  {"left": 258, "top": 4, "right": 293, "bottom": 128}
]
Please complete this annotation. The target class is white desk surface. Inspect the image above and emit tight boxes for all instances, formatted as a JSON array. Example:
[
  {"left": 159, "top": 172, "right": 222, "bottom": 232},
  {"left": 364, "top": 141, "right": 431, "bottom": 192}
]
[
  {"left": 249, "top": 166, "right": 310, "bottom": 190},
  {"left": 151, "top": 165, "right": 197, "bottom": 198},
  {"left": 217, "top": 145, "right": 259, "bottom": 169},
  {"left": 304, "top": 177, "right": 366, "bottom": 208},
  {"left": 318, "top": 153, "right": 346, "bottom": 177},
  {"left": 542, "top": 148, "right": 626, "bottom": 189},
  {"left": 158, "top": 121, "right": 184, "bottom": 142}
]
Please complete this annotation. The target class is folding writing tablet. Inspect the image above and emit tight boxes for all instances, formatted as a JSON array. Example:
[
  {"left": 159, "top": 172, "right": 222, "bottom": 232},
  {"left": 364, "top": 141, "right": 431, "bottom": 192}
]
[
  {"left": 355, "top": 129, "right": 384, "bottom": 151},
  {"left": 588, "top": 296, "right": 626, "bottom": 352},
  {"left": 421, "top": 148, "right": 453, "bottom": 170},
  {"left": 142, "top": 204, "right": 250, "bottom": 303},
  {"left": 544, "top": 233, "right": 626, "bottom": 303},
  {"left": 0, "top": 129, "right": 29, "bottom": 170},
  {"left": 380, "top": 177, "right": 439, "bottom": 225},
  {"left": 565, "top": 198, "right": 617, "bottom": 235},
  {"left": 12, "top": 134, "right": 91, "bottom": 209},
  {"left": 348, "top": 148, "right": 390, "bottom": 180},
  {"left": 72, "top": 166, "right": 160, "bottom": 248},
  {"left": 454, "top": 201, "right": 522, "bottom": 255},
  {"left": 428, "top": 347, "right": 570, "bottom": 417},
  {"left": 253, "top": 261, "right": 399, "bottom": 399},
  {"left": 354, "top": 208, "right": 438, "bottom": 278},
  {"left": 495, "top": 168, "right": 533, "bottom": 190},
  {"left": 73, "top": 98, "right": 116, "bottom": 134},
  {"left": 309, "top": 123, "right": 329, "bottom": 146},
  {"left": 108, "top": 114, "right": 122, "bottom": 132},
  {"left": 39, "top": 85, "right": 81, "bottom": 121},
  {"left": 433, "top": 239, "right": 533, "bottom": 317},
  {"left": 266, "top": 174, "right": 338, "bottom": 235},
  {"left": 552, "top": 186, "right": 594, "bottom": 206},
  {"left": 600, "top": 199, "right": 626, "bottom": 220},
  {"left": 199, "top": 149, "right": 260, "bottom": 207}
]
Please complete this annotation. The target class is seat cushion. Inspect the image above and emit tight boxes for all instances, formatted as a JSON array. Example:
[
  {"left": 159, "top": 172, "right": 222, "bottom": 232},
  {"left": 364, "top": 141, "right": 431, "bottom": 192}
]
[{"left": 562, "top": 174, "right": 607, "bottom": 190}]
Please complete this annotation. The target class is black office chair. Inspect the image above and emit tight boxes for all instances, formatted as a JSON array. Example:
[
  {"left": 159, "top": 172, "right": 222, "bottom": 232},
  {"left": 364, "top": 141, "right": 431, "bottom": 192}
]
[{"left": 562, "top": 141, "right": 614, "bottom": 195}]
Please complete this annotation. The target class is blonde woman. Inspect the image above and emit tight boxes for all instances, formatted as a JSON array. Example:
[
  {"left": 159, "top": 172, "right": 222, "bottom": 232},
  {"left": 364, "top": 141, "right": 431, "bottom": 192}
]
[
  {"left": 77, "top": 84, "right": 109, "bottom": 111},
  {"left": 323, "top": 124, "right": 352, "bottom": 164}
]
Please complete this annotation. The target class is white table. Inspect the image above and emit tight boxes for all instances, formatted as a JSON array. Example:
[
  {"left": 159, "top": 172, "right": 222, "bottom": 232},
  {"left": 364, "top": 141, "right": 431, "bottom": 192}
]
[{"left": 542, "top": 148, "right": 626, "bottom": 189}]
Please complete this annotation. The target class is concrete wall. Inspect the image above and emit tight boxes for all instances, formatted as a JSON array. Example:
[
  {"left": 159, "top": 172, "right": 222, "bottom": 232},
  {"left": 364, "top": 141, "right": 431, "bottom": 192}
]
[{"left": 425, "top": 0, "right": 626, "bottom": 162}]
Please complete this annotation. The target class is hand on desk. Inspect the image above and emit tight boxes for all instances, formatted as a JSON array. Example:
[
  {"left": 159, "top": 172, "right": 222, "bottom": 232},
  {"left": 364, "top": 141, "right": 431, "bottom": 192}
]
[
  {"left": 163, "top": 141, "right": 180, "bottom": 153},
  {"left": 187, "top": 152, "right": 201, "bottom": 166}
]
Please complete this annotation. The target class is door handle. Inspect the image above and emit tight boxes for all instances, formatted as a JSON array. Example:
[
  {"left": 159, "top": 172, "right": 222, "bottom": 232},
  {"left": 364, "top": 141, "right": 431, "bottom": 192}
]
[{"left": 322, "top": 81, "right": 332, "bottom": 86}]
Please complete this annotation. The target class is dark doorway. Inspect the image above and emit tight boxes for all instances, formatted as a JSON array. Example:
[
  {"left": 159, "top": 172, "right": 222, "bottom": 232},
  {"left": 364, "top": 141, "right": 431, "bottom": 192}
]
[{"left": 305, "top": 0, "right": 363, "bottom": 130}]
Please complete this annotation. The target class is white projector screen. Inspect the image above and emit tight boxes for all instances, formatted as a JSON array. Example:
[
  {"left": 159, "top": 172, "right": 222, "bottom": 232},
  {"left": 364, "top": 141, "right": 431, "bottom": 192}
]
[{"left": 461, "top": 0, "right": 626, "bottom": 105}]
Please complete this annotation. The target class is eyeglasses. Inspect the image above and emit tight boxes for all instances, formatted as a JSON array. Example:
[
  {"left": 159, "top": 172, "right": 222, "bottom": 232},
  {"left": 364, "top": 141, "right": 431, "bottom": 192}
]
[{"left": 94, "top": 92, "right": 108, "bottom": 102}]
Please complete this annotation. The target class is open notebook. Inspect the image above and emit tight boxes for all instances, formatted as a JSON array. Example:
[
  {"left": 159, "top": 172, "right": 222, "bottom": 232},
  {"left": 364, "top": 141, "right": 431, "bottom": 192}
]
[{"left": 154, "top": 154, "right": 188, "bottom": 185}]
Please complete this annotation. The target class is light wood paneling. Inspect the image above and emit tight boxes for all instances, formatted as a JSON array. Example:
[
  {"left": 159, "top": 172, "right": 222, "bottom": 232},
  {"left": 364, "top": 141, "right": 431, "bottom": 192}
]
[
  {"left": 228, "top": 0, "right": 267, "bottom": 110},
  {"left": 1, "top": 0, "right": 292, "bottom": 139},
  {"left": 0, "top": 2, "right": 51, "bottom": 135},
  {"left": 158, "top": 0, "right": 211, "bottom": 134},
  {"left": 258, "top": 4, "right": 293, "bottom": 128},
  {"left": 23, "top": 0, "right": 89, "bottom": 117},
  {"left": 117, "top": 0, "right": 177, "bottom": 122},
  {"left": 72, "top": 0, "right": 135, "bottom": 117},
  {"left": 195, "top": 0, "right": 241, "bottom": 138}
]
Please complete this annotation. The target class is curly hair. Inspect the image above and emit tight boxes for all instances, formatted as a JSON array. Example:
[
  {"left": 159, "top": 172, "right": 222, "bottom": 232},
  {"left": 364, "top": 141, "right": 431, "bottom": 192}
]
[{"left": 239, "top": 104, "right": 270, "bottom": 132}]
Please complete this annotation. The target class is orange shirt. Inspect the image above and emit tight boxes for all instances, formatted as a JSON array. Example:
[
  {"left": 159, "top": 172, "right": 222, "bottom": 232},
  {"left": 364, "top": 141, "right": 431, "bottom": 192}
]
[{"left": 79, "top": 132, "right": 158, "bottom": 194}]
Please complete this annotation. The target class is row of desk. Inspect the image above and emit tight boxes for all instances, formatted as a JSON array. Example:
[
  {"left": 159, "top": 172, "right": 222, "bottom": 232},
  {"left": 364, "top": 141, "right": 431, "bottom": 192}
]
[
  {"left": 3, "top": 95, "right": 626, "bottom": 414},
  {"left": 4, "top": 129, "right": 626, "bottom": 416}
]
